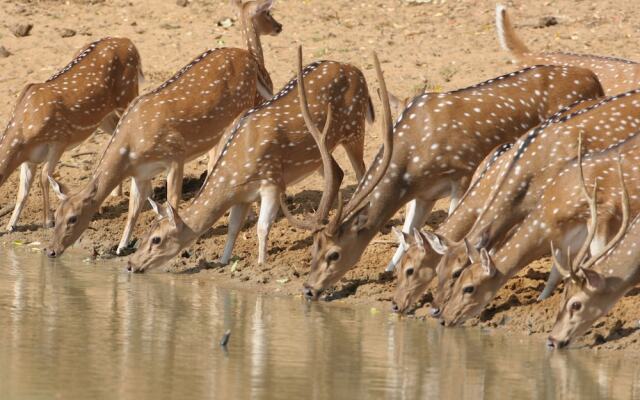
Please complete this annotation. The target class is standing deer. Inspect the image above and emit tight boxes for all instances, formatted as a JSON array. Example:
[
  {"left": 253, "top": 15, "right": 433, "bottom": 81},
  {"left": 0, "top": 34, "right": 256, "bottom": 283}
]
[
  {"left": 440, "top": 136, "right": 634, "bottom": 327},
  {"left": 125, "top": 46, "right": 376, "bottom": 272},
  {"left": 46, "top": 0, "right": 282, "bottom": 257},
  {"left": 496, "top": 4, "right": 640, "bottom": 95},
  {"left": 288, "top": 63, "right": 603, "bottom": 300},
  {"left": 428, "top": 90, "right": 640, "bottom": 319},
  {"left": 548, "top": 203, "right": 640, "bottom": 349},
  {"left": 0, "top": 37, "right": 143, "bottom": 231}
]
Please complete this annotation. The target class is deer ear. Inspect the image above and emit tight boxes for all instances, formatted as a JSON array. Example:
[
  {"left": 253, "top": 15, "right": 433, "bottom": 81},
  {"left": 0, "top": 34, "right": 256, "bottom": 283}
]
[
  {"left": 393, "top": 227, "right": 409, "bottom": 250},
  {"left": 480, "top": 248, "right": 496, "bottom": 277},
  {"left": 48, "top": 175, "right": 68, "bottom": 201},
  {"left": 165, "top": 203, "right": 184, "bottom": 230},
  {"left": 423, "top": 231, "right": 448, "bottom": 255},
  {"left": 255, "top": 0, "right": 274, "bottom": 13},
  {"left": 580, "top": 268, "right": 605, "bottom": 292},
  {"left": 464, "top": 238, "right": 481, "bottom": 263},
  {"left": 350, "top": 209, "right": 368, "bottom": 233},
  {"left": 147, "top": 198, "right": 163, "bottom": 218}
]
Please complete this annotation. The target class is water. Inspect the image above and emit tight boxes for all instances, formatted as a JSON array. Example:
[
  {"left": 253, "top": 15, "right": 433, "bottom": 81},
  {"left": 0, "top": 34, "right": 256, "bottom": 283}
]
[{"left": 1, "top": 247, "right": 639, "bottom": 400}]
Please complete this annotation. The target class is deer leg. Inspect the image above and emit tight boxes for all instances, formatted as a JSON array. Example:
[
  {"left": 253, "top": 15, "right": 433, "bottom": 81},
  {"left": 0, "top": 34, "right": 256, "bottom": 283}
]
[
  {"left": 218, "top": 203, "right": 251, "bottom": 265},
  {"left": 7, "top": 163, "right": 37, "bottom": 231},
  {"left": 257, "top": 185, "right": 280, "bottom": 265},
  {"left": 40, "top": 149, "right": 63, "bottom": 228},
  {"left": 166, "top": 161, "right": 184, "bottom": 209},
  {"left": 342, "top": 140, "right": 366, "bottom": 181},
  {"left": 117, "top": 177, "right": 151, "bottom": 255},
  {"left": 386, "top": 198, "right": 435, "bottom": 272},
  {"left": 448, "top": 180, "right": 462, "bottom": 215}
]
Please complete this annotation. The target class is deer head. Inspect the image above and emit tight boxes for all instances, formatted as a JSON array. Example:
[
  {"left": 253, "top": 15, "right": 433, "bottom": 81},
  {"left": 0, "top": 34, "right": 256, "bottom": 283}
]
[
  {"left": 280, "top": 50, "right": 393, "bottom": 300},
  {"left": 46, "top": 176, "right": 100, "bottom": 257},
  {"left": 232, "top": 0, "right": 282, "bottom": 36},
  {"left": 547, "top": 268, "right": 611, "bottom": 349},
  {"left": 391, "top": 228, "right": 439, "bottom": 314},
  {"left": 429, "top": 231, "right": 487, "bottom": 317},
  {"left": 127, "top": 199, "right": 194, "bottom": 273}
]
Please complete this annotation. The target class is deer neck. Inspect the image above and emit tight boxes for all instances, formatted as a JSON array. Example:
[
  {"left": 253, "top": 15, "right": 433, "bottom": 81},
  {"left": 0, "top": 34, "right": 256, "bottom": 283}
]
[
  {"left": 492, "top": 220, "right": 548, "bottom": 281},
  {"left": 89, "top": 147, "right": 134, "bottom": 206},
  {"left": 241, "top": 14, "right": 265, "bottom": 68}
]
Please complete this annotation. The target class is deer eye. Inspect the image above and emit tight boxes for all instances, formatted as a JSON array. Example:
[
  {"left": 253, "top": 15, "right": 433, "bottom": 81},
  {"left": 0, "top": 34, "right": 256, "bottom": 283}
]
[
  {"left": 452, "top": 269, "right": 462, "bottom": 279},
  {"left": 570, "top": 301, "right": 582, "bottom": 312},
  {"left": 327, "top": 251, "right": 340, "bottom": 263},
  {"left": 463, "top": 286, "right": 474, "bottom": 294},
  {"left": 68, "top": 216, "right": 77, "bottom": 224},
  {"left": 151, "top": 236, "right": 161, "bottom": 245},
  {"left": 405, "top": 267, "right": 414, "bottom": 277}
]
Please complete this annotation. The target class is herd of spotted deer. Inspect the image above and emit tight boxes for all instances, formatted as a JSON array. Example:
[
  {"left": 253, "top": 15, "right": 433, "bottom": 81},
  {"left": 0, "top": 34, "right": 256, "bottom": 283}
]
[{"left": 3, "top": 1, "right": 640, "bottom": 350}]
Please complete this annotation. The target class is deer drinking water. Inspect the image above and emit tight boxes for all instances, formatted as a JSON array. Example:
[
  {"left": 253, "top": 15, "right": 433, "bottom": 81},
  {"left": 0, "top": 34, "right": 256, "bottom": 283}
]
[
  {"left": 290, "top": 63, "right": 603, "bottom": 300},
  {"left": 46, "top": 0, "right": 282, "bottom": 257},
  {"left": 125, "top": 46, "right": 375, "bottom": 272},
  {"left": 424, "top": 90, "right": 640, "bottom": 321},
  {"left": 439, "top": 134, "right": 637, "bottom": 326},
  {"left": 0, "top": 37, "right": 143, "bottom": 232},
  {"left": 496, "top": 4, "right": 640, "bottom": 95}
]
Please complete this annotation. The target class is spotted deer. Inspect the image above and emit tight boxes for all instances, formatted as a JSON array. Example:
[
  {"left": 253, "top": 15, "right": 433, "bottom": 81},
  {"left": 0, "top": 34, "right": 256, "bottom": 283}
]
[
  {"left": 428, "top": 90, "right": 640, "bottom": 320},
  {"left": 440, "top": 135, "right": 635, "bottom": 327},
  {"left": 496, "top": 4, "right": 640, "bottom": 95},
  {"left": 125, "top": 47, "right": 375, "bottom": 272},
  {"left": 0, "top": 37, "right": 142, "bottom": 232},
  {"left": 45, "top": 0, "right": 282, "bottom": 257},
  {"left": 290, "top": 63, "right": 603, "bottom": 300},
  {"left": 548, "top": 200, "right": 639, "bottom": 349}
]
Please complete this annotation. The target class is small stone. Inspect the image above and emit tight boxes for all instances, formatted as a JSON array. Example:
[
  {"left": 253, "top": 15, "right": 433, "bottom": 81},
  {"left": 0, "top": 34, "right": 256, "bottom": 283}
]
[
  {"left": 11, "top": 23, "right": 33, "bottom": 37},
  {"left": 0, "top": 46, "right": 10, "bottom": 58},
  {"left": 538, "top": 16, "right": 558, "bottom": 28},
  {"left": 60, "top": 28, "right": 76, "bottom": 38},
  {"left": 176, "top": 0, "right": 188, "bottom": 6}
]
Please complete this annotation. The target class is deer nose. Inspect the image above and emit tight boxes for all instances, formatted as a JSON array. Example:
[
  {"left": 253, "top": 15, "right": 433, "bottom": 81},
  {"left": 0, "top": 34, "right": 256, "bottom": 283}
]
[
  {"left": 126, "top": 262, "right": 133, "bottom": 272},
  {"left": 546, "top": 337, "right": 557, "bottom": 349},
  {"left": 391, "top": 302, "right": 400, "bottom": 313},
  {"left": 46, "top": 248, "right": 57, "bottom": 258},
  {"left": 303, "top": 285, "right": 317, "bottom": 300},
  {"left": 275, "top": 24, "right": 282, "bottom": 33},
  {"left": 429, "top": 307, "right": 441, "bottom": 318}
]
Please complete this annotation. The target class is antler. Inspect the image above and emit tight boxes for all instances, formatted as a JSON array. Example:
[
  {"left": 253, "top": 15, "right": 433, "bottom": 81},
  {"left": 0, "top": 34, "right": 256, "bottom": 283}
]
[
  {"left": 279, "top": 46, "right": 340, "bottom": 231},
  {"left": 548, "top": 132, "right": 598, "bottom": 280},
  {"left": 339, "top": 51, "right": 394, "bottom": 222},
  {"left": 581, "top": 153, "right": 630, "bottom": 270}
]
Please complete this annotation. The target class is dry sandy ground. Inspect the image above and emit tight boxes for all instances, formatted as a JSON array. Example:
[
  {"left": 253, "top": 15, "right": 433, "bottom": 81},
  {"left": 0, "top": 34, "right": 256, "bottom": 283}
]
[{"left": 1, "top": 0, "right": 640, "bottom": 352}]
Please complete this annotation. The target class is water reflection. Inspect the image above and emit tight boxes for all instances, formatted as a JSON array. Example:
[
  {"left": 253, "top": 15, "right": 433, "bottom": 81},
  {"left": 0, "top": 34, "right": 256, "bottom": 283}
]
[{"left": 0, "top": 247, "right": 638, "bottom": 399}]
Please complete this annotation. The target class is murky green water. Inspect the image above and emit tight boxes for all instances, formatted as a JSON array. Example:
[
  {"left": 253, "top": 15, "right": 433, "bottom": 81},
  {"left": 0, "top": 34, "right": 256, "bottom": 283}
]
[{"left": 1, "top": 246, "right": 639, "bottom": 400}]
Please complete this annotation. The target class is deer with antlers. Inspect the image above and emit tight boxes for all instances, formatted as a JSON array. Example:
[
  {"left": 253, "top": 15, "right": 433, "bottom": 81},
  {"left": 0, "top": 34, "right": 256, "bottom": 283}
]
[
  {"left": 286, "top": 63, "right": 603, "bottom": 300},
  {"left": 439, "top": 134, "right": 636, "bottom": 326},
  {"left": 125, "top": 47, "right": 376, "bottom": 272},
  {"left": 46, "top": 0, "right": 283, "bottom": 257},
  {"left": 425, "top": 89, "right": 640, "bottom": 321},
  {"left": 496, "top": 4, "right": 640, "bottom": 95},
  {"left": 547, "top": 212, "right": 640, "bottom": 349},
  {"left": 0, "top": 37, "right": 143, "bottom": 232}
]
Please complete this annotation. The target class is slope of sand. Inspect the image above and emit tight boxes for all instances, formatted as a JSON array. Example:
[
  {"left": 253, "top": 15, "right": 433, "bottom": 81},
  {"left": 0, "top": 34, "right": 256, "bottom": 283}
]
[{"left": 1, "top": 0, "right": 640, "bottom": 351}]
